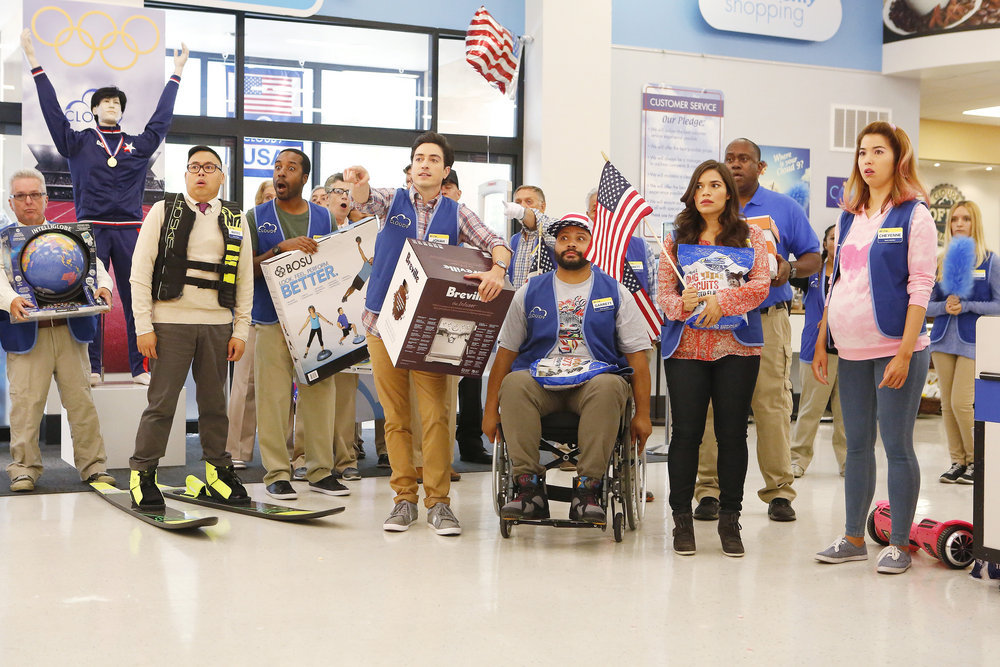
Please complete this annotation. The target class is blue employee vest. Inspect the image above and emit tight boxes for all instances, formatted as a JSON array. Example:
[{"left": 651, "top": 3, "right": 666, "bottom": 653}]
[
  {"left": 511, "top": 268, "right": 627, "bottom": 372},
  {"left": 509, "top": 230, "right": 556, "bottom": 284},
  {"left": 930, "top": 252, "right": 994, "bottom": 346},
  {"left": 799, "top": 271, "right": 827, "bottom": 364},
  {"left": 830, "top": 199, "right": 927, "bottom": 346},
  {"left": 0, "top": 312, "right": 97, "bottom": 353},
  {"left": 365, "top": 189, "right": 459, "bottom": 314},
  {"left": 625, "top": 237, "right": 650, "bottom": 292},
  {"left": 251, "top": 200, "right": 332, "bottom": 325},
  {"left": 659, "top": 234, "right": 763, "bottom": 358}
]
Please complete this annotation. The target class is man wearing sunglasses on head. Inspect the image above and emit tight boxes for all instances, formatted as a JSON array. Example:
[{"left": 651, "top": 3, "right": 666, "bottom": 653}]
[{"left": 125, "top": 146, "right": 253, "bottom": 509}]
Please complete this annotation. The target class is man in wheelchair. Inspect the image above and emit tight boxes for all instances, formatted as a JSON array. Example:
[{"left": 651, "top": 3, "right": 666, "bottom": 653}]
[{"left": 483, "top": 213, "right": 652, "bottom": 524}]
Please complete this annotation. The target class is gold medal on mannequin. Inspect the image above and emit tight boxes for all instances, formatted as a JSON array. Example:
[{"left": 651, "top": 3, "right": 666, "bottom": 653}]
[{"left": 107, "top": 156, "right": 118, "bottom": 168}]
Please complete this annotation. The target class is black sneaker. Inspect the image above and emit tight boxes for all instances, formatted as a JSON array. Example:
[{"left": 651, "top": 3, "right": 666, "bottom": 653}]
[
  {"left": 129, "top": 469, "right": 164, "bottom": 510},
  {"left": 376, "top": 454, "right": 391, "bottom": 469},
  {"left": 768, "top": 498, "right": 796, "bottom": 522},
  {"left": 460, "top": 449, "right": 493, "bottom": 465},
  {"left": 206, "top": 462, "right": 250, "bottom": 503},
  {"left": 309, "top": 475, "right": 351, "bottom": 496},
  {"left": 569, "top": 476, "right": 606, "bottom": 524},
  {"left": 958, "top": 463, "right": 975, "bottom": 485},
  {"left": 719, "top": 510, "right": 744, "bottom": 557},
  {"left": 940, "top": 463, "right": 966, "bottom": 484},
  {"left": 501, "top": 473, "right": 549, "bottom": 520},
  {"left": 693, "top": 496, "right": 720, "bottom": 521},
  {"left": 266, "top": 480, "right": 298, "bottom": 500}
]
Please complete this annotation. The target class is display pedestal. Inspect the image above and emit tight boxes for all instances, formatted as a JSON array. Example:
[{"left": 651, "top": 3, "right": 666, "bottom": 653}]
[
  {"left": 974, "top": 318, "right": 1000, "bottom": 563},
  {"left": 61, "top": 384, "right": 186, "bottom": 469}
]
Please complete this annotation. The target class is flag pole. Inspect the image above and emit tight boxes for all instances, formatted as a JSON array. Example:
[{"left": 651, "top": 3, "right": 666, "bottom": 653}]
[{"left": 600, "top": 150, "right": 685, "bottom": 284}]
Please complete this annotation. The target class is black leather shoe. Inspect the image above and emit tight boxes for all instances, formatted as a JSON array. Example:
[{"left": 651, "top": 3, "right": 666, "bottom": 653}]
[
  {"left": 768, "top": 498, "right": 797, "bottom": 522},
  {"left": 459, "top": 449, "right": 493, "bottom": 465},
  {"left": 693, "top": 496, "right": 720, "bottom": 521},
  {"left": 265, "top": 480, "right": 298, "bottom": 500}
]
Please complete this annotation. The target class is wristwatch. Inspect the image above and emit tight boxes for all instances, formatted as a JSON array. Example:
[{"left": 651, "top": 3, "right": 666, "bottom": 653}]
[
  {"left": 272, "top": 245, "right": 282, "bottom": 257},
  {"left": 788, "top": 264, "right": 797, "bottom": 279},
  {"left": 493, "top": 259, "right": 508, "bottom": 270}
]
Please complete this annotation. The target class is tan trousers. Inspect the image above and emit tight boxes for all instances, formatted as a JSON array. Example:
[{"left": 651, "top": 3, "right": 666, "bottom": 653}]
[
  {"left": 410, "top": 374, "right": 458, "bottom": 468},
  {"left": 932, "top": 352, "right": 975, "bottom": 465},
  {"left": 255, "top": 323, "right": 334, "bottom": 485},
  {"left": 6, "top": 325, "right": 107, "bottom": 482},
  {"left": 225, "top": 324, "right": 258, "bottom": 462},
  {"left": 695, "top": 308, "right": 796, "bottom": 503},
  {"left": 791, "top": 357, "right": 846, "bottom": 473},
  {"left": 332, "top": 373, "right": 359, "bottom": 472},
  {"left": 367, "top": 335, "right": 452, "bottom": 507}
]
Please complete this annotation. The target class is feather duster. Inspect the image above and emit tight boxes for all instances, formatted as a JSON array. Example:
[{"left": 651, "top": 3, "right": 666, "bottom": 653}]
[{"left": 941, "top": 235, "right": 976, "bottom": 299}]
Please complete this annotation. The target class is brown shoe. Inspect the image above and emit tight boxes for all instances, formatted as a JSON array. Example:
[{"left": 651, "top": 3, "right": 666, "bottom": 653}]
[
  {"left": 718, "top": 510, "right": 744, "bottom": 557},
  {"left": 672, "top": 512, "right": 696, "bottom": 555}
]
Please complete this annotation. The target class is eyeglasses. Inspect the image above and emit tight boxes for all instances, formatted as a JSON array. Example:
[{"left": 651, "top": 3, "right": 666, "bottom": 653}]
[
  {"left": 10, "top": 192, "right": 47, "bottom": 202},
  {"left": 186, "top": 163, "right": 222, "bottom": 174},
  {"left": 325, "top": 187, "right": 349, "bottom": 195}
]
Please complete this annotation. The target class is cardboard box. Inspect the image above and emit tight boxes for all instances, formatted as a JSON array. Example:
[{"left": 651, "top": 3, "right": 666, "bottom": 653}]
[
  {"left": 260, "top": 216, "right": 377, "bottom": 385},
  {"left": 0, "top": 222, "right": 111, "bottom": 320},
  {"left": 746, "top": 215, "right": 780, "bottom": 279},
  {"left": 377, "top": 239, "right": 513, "bottom": 376}
]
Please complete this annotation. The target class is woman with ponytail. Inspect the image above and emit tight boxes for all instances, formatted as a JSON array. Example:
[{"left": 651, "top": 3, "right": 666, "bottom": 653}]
[
  {"left": 813, "top": 122, "right": 937, "bottom": 575},
  {"left": 928, "top": 201, "right": 1000, "bottom": 484}
]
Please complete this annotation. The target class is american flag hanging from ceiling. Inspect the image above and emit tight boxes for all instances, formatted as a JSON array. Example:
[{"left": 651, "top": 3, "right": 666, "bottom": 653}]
[{"left": 465, "top": 6, "right": 522, "bottom": 99}]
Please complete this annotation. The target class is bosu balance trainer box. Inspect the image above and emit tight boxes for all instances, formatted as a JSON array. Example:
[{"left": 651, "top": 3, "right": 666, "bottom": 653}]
[
  {"left": 260, "top": 217, "right": 377, "bottom": 385},
  {"left": 377, "top": 239, "right": 514, "bottom": 376},
  {"left": 0, "top": 222, "right": 111, "bottom": 320}
]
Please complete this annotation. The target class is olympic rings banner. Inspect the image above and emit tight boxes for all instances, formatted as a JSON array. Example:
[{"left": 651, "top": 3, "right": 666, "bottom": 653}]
[{"left": 21, "top": 0, "right": 167, "bottom": 219}]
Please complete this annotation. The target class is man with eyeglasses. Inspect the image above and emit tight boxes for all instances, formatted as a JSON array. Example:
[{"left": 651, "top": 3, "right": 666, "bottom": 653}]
[
  {"left": 690, "top": 138, "right": 821, "bottom": 524},
  {"left": 123, "top": 146, "right": 253, "bottom": 509},
  {"left": 1, "top": 168, "right": 115, "bottom": 493},
  {"left": 21, "top": 29, "right": 189, "bottom": 387},
  {"left": 248, "top": 149, "right": 348, "bottom": 501}
]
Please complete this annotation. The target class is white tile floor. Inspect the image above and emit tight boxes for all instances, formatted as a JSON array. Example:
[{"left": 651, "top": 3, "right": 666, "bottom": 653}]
[{"left": 2, "top": 415, "right": 998, "bottom": 665}]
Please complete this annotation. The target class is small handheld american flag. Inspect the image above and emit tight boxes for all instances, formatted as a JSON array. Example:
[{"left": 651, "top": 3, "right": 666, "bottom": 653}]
[{"left": 465, "top": 6, "right": 522, "bottom": 99}]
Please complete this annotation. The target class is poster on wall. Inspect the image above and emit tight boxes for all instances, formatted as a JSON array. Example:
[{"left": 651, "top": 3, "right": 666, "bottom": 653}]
[
  {"left": 883, "top": 0, "right": 1000, "bottom": 42},
  {"left": 758, "top": 145, "right": 811, "bottom": 217},
  {"left": 641, "top": 85, "right": 724, "bottom": 238},
  {"left": 928, "top": 182, "right": 965, "bottom": 243},
  {"left": 20, "top": 0, "right": 167, "bottom": 222}
]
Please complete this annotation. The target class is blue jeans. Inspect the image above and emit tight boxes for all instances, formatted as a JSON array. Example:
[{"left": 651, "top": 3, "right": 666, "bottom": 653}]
[{"left": 838, "top": 348, "right": 929, "bottom": 546}]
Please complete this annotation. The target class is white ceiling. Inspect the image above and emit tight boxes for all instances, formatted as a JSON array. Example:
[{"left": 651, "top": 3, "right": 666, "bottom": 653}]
[{"left": 916, "top": 62, "right": 1000, "bottom": 127}]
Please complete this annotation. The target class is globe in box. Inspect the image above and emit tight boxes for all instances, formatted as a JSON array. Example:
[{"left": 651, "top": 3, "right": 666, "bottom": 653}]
[
  {"left": 0, "top": 222, "right": 111, "bottom": 319},
  {"left": 378, "top": 239, "right": 514, "bottom": 376}
]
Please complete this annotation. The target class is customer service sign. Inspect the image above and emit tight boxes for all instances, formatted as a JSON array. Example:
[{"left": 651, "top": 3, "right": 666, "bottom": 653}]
[{"left": 699, "top": 0, "right": 842, "bottom": 41}]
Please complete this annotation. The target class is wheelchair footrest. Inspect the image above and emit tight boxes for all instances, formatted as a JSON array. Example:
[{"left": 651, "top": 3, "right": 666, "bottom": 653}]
[{"left": 504, "top": 518, "right": 606, "bottom": 528}]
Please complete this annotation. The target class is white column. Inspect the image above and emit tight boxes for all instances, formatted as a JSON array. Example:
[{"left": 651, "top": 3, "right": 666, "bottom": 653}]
[{"left": 523, "top": 0, "right": 611, "bottom": 217}]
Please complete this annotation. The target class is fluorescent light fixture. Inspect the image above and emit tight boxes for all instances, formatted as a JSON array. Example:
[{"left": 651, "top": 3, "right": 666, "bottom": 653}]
[
  {"left": 934, "top": 163, "right": 940, "bottom": 167},
  {"left": 988, "top": 166, "right": 994, "bottom": 171},
  {"left": 963, "top": 106, "right": 1000, "bottom": 118}
]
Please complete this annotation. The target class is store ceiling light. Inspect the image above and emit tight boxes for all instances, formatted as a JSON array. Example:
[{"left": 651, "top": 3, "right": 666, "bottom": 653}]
[
  {"left": 934, "top": 163, "right": 941, "bottom": 167},
  {"left": 963, "top": 106, "right": 1000, "bottom": 118},
  {"left": 988, "top": 166, "right": 994, "bottom": 171}
]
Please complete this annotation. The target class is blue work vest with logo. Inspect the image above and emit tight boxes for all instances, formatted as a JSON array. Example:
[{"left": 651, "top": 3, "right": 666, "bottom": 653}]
[
  {"left": 799, "top": 270, "right": 828, "bottom": 364},
  {"left": 251, "top": 199, "right": 332, "bottom": 325},
  {"left": 930, "top": 252, "right": 994, "bottom": 346},
  {"left": 511, "top": 267, "right": 626, "bottom": 372},
  {"left": 625, "top": 237, "right": 650, "bottom": 293},
  {"left": 365, "top": 189, "right": 459, "bottom": 315}
]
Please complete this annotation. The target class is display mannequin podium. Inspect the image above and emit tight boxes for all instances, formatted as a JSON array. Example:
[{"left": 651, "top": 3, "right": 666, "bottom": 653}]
[
  {"left": 61, "top": 376, "right": 186, "bottom": 469},
  {"left": 973, "top": 317, "right": 1000, "bottom": 563}
]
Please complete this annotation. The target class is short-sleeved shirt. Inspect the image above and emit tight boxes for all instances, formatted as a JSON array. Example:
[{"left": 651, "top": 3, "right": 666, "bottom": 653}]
[
  {"left": 498, "top": 271, "right": 651, "bottom": 363},
  {"left": 246, "top": 206, "right": 311, "bottom": 255},
  {"left": 742, "top": 185, "right": 820, "bottom": 309}
]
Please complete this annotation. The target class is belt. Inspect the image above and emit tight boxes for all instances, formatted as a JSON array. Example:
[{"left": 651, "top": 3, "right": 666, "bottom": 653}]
[
  {"left": 37, "top": 319, "right": 68, "bottom": 329},
  {"left": 759, "top": 301, "right": 791, "bottom": 315}
]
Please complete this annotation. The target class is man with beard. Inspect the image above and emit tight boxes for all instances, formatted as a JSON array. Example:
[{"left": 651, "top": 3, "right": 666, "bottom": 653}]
[
  {"left": 482, "top": 214, "right": 652, "bottom": 525},
  {"left": 248, "top": 149, "right": 348, "bottom": 500}
]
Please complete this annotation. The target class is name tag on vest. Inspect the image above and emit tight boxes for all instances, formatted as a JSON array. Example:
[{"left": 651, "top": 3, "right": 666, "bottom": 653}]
[
  {"left": 877, "top": 228, "right": 903, "bottom": 243},
  {"left": 629, "top": 260, "right": 644, "bottom": 272},
  {"left": 974, "top": 269, "right": 987, "bottom": 280},
  {"left": 428, "top": 233, "right": 449, "bottom": 244},
  {"left": 592, "top": 297, "right": 614, "bottom": 312}
]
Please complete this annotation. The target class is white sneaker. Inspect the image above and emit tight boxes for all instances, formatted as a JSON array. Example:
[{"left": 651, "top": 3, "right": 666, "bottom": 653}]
[
  {"left": 132, "top": 372, "right": 151, "bottom": 385},
  {"left": 89, "top": 373, "right": 101, "bottom": 386}
]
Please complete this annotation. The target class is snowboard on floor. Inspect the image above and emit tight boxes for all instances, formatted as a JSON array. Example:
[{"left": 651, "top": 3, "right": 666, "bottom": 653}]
[
  {"left": 89, "top": 482, "right": 219, "bottom": 531},
  {"left": 159, "top": 476, "right": 345, "bottom": 522}
]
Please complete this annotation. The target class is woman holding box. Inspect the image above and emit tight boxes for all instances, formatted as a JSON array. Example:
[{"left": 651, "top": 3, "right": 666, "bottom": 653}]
[
  {"left": 814, "top": 121, "right": 936, "bottom": 575},
  {"left": 657, "top": 159, "right": 769, "bottom": 558}
]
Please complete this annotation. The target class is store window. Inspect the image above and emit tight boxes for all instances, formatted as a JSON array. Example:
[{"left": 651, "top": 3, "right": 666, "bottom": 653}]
[
  {"left": 242, "top": 137, "right": 315, "bottom": 212},
  {"left": 162, "top": 9, "right": 236, "bottom": 117},
  {"left": 437, "top": 37, "right": 517, "bottom": 138}
]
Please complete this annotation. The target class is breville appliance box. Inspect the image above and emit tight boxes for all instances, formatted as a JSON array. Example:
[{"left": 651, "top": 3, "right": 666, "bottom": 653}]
[{"left": 377, "top": 239, "right": 513, "bottom": 376}]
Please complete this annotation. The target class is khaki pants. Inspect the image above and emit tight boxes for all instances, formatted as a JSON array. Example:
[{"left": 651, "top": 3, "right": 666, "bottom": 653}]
[
  {"left": 225, "top": 323, "right": 257, "bottom": 462},
  {"left": 695, "top": 308, "right": 796, "bottom": 503},
  {"left": 332, "top": 373, "right": 359, "bottom": 472},
  {"left": 6, "top": 325, "right": 107, "bottom": 482},
  {"left": 791, "top": 357, "right": 846, "bottom": 473},
  {"left": 499, "top": 370, "right": 630, "bottom": 478},
  {"left": 367, "top": 335, "right": 452, "bottom": 508},
  {"left": 255, "top": 323, "right": 334, "bottom": 485},
  {"left": 932, "top": 351, "right": 975, "bottom": 465}
]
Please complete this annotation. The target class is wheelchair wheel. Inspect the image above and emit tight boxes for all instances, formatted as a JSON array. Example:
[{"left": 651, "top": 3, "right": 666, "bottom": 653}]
[
  {"left": 500, "top": 518, "right": 513, "bottom": 539},
  {"left": 622, "top": 440, "right": 637, "bottom": 531},
  {"left": 492, "top": 429, "right": 511, "bottom": 517},
  {"left": 613, "top": 512, "right": 624, "bottom": 543}
]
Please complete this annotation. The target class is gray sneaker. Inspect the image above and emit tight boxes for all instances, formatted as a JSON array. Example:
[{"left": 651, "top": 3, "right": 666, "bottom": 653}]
[
  {"left": 876, "top": 545, "right": 912, "bottom": 574},
  {"left": 383, "top": 500, "right": 418, "bottom": 532},
  {"left": 341, "top": 467, "right": 361, "bottom": 481},
  {"left": 427, "top": 502, "right": 462, "bottom": 536},
  {"left": 816, "top": 536, "right": 869, "bottom": 563},
  {"left": 292, "top": 466, "right": 307, "bottom": 481}
]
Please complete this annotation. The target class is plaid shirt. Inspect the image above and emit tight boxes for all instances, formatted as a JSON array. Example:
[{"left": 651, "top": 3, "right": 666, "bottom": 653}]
[
  {"left": 355, "top": 186, "right": 510, "bottom": 336},
  {"left": 510, "top": 209, "right": 555, "bottom": 287}
]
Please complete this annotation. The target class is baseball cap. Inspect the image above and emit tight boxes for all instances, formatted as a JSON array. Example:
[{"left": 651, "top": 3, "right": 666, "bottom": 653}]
[
  {"left": 443, "top": 170, "right": 460, "bottom": 189},
  {"left": 546, "top": 213, "right": 592, "bottom": 237}
]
